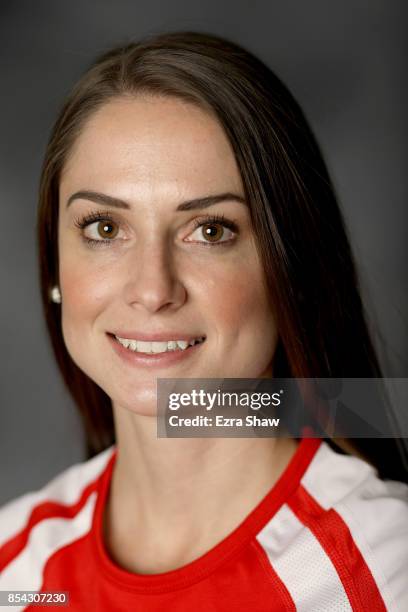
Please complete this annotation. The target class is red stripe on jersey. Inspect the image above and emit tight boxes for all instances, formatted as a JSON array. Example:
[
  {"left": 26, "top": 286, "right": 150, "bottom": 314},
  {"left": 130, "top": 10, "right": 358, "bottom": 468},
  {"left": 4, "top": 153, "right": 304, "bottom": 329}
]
[
  {"left": 252, "top": 539, "right": 296, "bottom": 611},
  {"left": 288, "top": 484, "right": 386, "bottom": 612},
  {"left": 0, "top": 479, "right": 99, "bottom": 571}
]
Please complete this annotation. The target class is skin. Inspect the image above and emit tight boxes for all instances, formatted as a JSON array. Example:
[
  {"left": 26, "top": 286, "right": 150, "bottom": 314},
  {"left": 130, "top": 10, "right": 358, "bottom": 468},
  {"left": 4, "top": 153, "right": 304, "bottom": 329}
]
[{"left": 58, "top": 95, "right": 298, "bottom": 573}]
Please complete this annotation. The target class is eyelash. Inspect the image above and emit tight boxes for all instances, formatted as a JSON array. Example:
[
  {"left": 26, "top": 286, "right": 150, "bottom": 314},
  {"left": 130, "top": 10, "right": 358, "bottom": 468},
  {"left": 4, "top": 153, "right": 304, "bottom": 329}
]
[
  {"left": 74, "top": 211, "right": 116, "bottom": 248},
  {"left": 73, "top": 211, "right": 239, "bottom": 248},
  {"left": 191, "top": 213, "right": 239, "bottom": 247}
]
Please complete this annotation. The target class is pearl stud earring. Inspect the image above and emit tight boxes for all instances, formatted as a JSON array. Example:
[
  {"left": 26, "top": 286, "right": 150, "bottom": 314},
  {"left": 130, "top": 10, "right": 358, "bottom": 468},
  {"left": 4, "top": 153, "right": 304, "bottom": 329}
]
[{"left": 50, "top": 286, "right": 62, "bottom": 304}]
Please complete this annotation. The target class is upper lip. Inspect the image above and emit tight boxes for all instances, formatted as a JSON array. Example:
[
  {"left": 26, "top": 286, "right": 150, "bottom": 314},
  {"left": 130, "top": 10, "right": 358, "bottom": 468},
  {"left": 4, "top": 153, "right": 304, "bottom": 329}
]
[{"left": 110, "top": 331, "right": 206, "bottom": 342}]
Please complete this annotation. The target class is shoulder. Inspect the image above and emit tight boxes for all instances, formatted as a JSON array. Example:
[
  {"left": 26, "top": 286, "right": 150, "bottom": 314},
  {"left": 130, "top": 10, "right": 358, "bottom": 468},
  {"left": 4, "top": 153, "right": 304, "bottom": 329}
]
[
  {"left": 300, "top": 440, "right": 408, "bottom": 611},
  {"left": 0, "top": 447, "right": 114, "bottom": 575}
]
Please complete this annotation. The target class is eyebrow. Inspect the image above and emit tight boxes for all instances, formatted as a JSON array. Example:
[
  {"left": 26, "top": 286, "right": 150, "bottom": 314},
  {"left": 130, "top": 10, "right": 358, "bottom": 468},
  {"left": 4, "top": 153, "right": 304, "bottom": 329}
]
[{"left": 65, "top": 190, "right": 247, "bottom": 211}]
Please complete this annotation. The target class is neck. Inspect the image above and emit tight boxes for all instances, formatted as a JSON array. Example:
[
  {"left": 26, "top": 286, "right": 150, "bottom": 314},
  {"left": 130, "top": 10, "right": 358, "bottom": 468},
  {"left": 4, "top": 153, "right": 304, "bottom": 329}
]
[{"left": 103, "top": 404, "right": 299, "bottom": 574}]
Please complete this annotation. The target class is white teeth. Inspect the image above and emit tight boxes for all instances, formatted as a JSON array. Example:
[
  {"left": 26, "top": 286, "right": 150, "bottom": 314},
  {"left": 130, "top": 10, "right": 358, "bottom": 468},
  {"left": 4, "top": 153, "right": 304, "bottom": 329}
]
[
  {"left": 177, "top": 340, "right": 188, "bottom": 350},
  {"left": 115, "top": 336, "right": 205, "bottom": 354},
  {"left": 137, "top": 340, "right": 151, "bottom": 353},
  {"left": 151, "top": 342, "right": 168, "bottom": 353}
]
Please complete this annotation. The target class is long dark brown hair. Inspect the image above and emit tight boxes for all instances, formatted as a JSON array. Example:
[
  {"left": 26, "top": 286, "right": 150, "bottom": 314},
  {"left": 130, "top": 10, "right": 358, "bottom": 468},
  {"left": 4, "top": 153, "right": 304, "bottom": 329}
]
[{"left": 37, "top": 31, "right": 407, "bottom": 482}]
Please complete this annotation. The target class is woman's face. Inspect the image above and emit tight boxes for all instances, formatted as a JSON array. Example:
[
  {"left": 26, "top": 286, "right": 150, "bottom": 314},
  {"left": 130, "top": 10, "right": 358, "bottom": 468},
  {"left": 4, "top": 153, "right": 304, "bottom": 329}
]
[{"left": 58, "top": 96, "right": 278, "bottom": 415}]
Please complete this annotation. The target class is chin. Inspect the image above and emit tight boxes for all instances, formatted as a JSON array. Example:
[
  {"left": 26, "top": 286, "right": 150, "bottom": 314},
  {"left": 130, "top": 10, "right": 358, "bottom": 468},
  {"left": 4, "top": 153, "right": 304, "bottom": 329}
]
[{"left": 112, "top": 385, "right": 159, "bottom": 417}]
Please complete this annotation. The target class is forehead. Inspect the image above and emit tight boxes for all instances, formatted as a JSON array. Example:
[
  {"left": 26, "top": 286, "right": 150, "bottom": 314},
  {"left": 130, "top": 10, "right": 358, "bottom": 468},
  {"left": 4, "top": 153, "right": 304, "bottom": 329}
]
[{"left": 60, "top": 95, "right": 243, "bottom": 200}]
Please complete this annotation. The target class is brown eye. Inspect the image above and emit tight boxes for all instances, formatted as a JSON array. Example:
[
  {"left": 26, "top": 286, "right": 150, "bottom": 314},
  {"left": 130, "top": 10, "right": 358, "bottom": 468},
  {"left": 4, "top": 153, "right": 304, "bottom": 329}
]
[
  {"left": 184, "top": 216, "right": 237, "bottom": 246},
  {"left": 97, "top": 220, "right": 119, "bottom": 239},
  {"left": 201, "top": 223, "right": 224, "bottom": 242}
]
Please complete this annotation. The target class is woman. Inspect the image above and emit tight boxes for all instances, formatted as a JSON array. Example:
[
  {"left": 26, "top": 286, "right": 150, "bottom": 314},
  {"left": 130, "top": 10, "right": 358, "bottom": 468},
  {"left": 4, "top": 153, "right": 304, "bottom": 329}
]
[{"left": 0, "top": 31, "right": 407, "bottom": 611}]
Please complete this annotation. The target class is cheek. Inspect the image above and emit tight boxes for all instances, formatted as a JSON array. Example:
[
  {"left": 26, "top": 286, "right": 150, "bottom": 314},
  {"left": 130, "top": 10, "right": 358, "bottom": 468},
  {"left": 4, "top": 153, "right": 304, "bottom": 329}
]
[
  {"left": 197, "top": 260, "right": 277, "bottom": 378},
  {"left": 198, "top": 258, "right": 273, "bottom": 332},
  {"left": 59, "top": 256, "right": 113, "bottom": 346},
  {"left": 214, "top": 279, "right": 259, "bottom": 324}
]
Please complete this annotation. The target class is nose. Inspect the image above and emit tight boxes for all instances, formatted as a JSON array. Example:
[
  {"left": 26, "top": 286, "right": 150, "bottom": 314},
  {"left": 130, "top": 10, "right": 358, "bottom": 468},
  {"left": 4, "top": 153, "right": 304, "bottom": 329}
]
[{"left": 123, "top": 242, "right": 187, "bottom": 313}]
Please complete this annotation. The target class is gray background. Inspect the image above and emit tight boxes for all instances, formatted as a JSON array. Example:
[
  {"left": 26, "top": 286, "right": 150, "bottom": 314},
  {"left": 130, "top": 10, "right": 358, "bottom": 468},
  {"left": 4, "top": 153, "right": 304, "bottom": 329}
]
[{"left": 0, "top": 1, "right": 407, "bottom": 505}]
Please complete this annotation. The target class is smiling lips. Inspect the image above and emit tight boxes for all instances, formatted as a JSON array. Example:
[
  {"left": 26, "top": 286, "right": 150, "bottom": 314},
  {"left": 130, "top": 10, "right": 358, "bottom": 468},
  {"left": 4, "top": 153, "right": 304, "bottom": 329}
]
[{"left": 114, "top": 335, "right": 206, "bottom": 354}]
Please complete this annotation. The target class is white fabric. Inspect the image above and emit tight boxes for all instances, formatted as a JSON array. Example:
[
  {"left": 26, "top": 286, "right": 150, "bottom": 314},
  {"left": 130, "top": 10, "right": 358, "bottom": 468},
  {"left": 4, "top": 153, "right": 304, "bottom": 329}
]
[
  {"left": 301, "top": 442, "right": 408, "bottom": 612},
  {"left": 0, "top": 447, "right": 113, "bottom": 548},
  {"left": 0, "top": 492, "right": 97, "bottom": 610},
  {"left": 257, "top": 504, "right": 353, "bottom": 611}
]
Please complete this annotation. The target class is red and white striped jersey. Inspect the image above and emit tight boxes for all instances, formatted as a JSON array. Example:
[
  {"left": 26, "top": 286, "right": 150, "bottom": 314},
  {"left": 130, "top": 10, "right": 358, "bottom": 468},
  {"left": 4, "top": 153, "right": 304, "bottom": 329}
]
[{"left": 1, "top": 438, "right": 407, "bottom": 611}]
